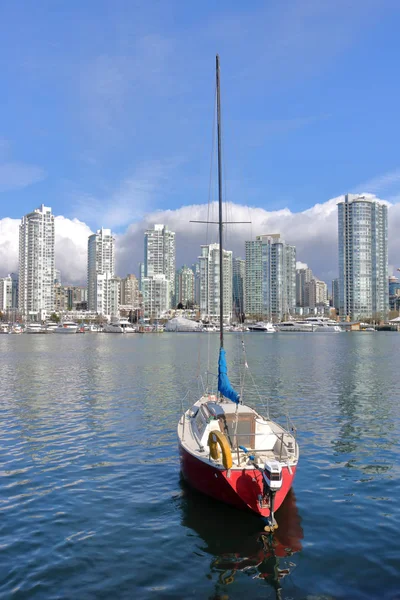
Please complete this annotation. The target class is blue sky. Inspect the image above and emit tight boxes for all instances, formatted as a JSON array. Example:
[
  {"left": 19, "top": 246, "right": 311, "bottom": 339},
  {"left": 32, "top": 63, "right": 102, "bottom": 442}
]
[{"left": 2, "top": 0, "right": 400, "bottom": 234}]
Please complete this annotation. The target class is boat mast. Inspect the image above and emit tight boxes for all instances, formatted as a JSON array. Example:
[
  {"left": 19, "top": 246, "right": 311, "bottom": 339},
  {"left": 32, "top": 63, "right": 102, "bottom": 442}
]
[{"left": 216, "top": 54, "right": 224, "bottom": 349}]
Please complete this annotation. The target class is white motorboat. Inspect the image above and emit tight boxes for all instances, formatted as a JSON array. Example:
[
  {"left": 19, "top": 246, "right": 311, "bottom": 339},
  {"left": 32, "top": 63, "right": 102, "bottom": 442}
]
[
  {"left": 45, "top": 322, "right": 58, "bottom": 333},
  {"left": 103, "top": 318, "right": 136, "bottom": 333},
  {"left": 55, "top": 321, "right": 78, "bottom": 333},
  {"left": 26, "top": 323, "right": 49, "bottom": 334},
  {"left": 276, "top": 321, "right": 314, "bottom": 332},
  {"left": 0, "top": 323, "right": 10, "bottom": 334},
  {"left": 304, "top": 317, "right": 342, "bottom": 332},
  {"left": 203, "top": 324, "right": 218, "bottom": 332},
  {"left": 248, "top": 321, "right": 276, "bottom": 333}
]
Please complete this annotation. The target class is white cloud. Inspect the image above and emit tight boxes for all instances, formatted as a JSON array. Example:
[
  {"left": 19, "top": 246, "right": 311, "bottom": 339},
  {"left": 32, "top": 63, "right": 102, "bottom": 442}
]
[
  {"left": 296, "top": 261, "right": 309, "bottom": 270},
  {"left": 0, "top": 162, "right": 46, "bottom": 192},
  {"left": 2, "top": 194, "right": 400, "bottom": 286}
]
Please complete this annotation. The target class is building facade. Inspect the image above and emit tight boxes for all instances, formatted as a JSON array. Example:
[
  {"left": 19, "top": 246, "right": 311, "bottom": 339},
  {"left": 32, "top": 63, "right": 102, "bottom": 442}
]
[
  {"left": 19, "top": 204, "right": 55, "bottom": 320},
  {"left": 144, "top": 224, "right": 175, "bottom": 308},
  {"left": 331, "top": 278, "right": 339, "bottom": 312},
  {"left": 338, "top": 194, "right": 388, "bottom": 320},
  {"left": 304, "top": 279, "right": 328, "bottom": 309},
  {"left": 120, "top": 274, "right": 140, "bottom": 310},
  {"left": 296, "top": 267, "right": 313, "bottom": 307},
  {"left": 245, "top": 234, "right": 296, "bottom": 321},
  {"left": 175, "top": 266, "right": 195, "bottom": 308},
  {"left": 199, "top": 243, "right": 233, "bottom": 323},
  {"left": 87, "top": 228, "right": 118, "bottom": 316},
  {"left": 232, "top": 257, "right": 245, "bottom": 318},
  {"left": 141, "top": 274, "right": 169, "bottom": 319},
  {"left": 0, "top": 276, "right": 12, "bottom": 310}
]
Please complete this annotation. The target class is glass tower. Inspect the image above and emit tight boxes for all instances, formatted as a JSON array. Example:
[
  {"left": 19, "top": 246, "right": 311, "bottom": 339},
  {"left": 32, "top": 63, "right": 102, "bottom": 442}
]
[{"left": 338, "top": 194, "right": 388, "bottom": 320}]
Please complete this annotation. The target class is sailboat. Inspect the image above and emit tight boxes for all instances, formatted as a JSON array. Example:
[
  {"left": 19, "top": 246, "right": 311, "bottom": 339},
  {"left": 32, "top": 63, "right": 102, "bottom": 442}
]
[{"left": 177, "top": 56, "right": 299, "bottom": 531}]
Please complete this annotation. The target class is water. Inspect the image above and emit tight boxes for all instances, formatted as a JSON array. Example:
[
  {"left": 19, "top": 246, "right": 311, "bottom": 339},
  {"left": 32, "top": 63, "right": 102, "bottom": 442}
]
[{"left": 0, "top": 333, "right": 399, "bottom": 599}]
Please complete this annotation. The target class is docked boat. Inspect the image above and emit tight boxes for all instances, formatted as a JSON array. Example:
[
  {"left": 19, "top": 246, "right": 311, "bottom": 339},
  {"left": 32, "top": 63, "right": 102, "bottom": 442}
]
[
  {"left": 45, "top": 322, "right": 58, "bottom": 333},
  {"left": 304, "top": 317, "right": 342, "bottom": 332},
  {"left": 55, "top": 321, "right": 78, "bottom": 333},
  {"left": 276, "top": 321, "right": 314, "bottom": 332},
  {"left": 103, "top": 318, "right": 136, "bottom": 333},
  {"left": 248, "top": 321, "right": 276, "bottom": 333},
  {"left": 177, "top": 56, "right": 299, "bottom": 531},
  {"left": 0, "top": 323, "right": 10, "bottom": 334},
  {"left": 203, "top": 323, "right": 218, "bottom": 332},
  {"left": 26, "top": 323, "right": 49, "bottom": 334}
]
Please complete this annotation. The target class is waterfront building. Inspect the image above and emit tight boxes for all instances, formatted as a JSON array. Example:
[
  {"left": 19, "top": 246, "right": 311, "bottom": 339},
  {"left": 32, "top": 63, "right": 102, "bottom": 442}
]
[
  {"left": 191, "top": 262, "right": 200, "bottom": 306},
  {"left": 304, "top": 279, "right": 328, "bottom": 309},
  {"left": 389, "top": 276, "right": 400, "bottom": 312},
  {"left": 120, "top": 274, "right": 140, "bottom": 310},
  {"left": 141, "top": 274, "right": 169, "bottom": 319},
  {"left": 338, "top": 194, "right": 388, "bottom": 320},
  {"left": 138, "top": 263, "right": 145, "bottom": 292},
  {"left": 245, "top": 234, "right": 296, "bottom": 321},
  {"left": 87, "top": 228, "right": 118, "bottom": 316},
  {"left": 199, "top": 243, "right": 232, "bottom": 323},
  {"left": 175, "top": 266, "right": 195, "bottom": 308},
  {"left": 19, "top": 204, "right": 55, "bottom": 320},
  {"left": 55, "top": 269, "right": 62, "bottom": 285},
  {"left": 232, "top": 257, "right": 245, "bottom": 318},
  {"left": 332, "top": 278, "right": 339, "bottom": 312},
  {"left": 296, "top": 267, "right": 313, "bottom": 307},
  {"left": 0, "top": 276, "right": 12, "bottom": 310},
  {"left": 144, "top": 224, "right": 175, "bottom": 308}
]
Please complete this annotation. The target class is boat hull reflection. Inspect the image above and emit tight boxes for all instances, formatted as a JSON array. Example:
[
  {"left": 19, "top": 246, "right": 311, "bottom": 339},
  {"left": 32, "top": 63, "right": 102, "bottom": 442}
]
[{"left": 178, "top": 478, "right": 303, "bottom": 594}]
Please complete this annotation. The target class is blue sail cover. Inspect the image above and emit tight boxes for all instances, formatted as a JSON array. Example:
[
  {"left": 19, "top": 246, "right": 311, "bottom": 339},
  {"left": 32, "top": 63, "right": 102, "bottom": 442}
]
[{"left": 218, "top": 348, "right": 240, "bottom": 404}]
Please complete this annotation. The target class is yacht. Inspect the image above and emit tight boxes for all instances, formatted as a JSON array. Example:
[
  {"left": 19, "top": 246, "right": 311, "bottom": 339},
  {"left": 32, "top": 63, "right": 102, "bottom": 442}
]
[
  {"left": 0, "top": 323, "right": 10, "bottom": 334},
  {"left": 165, "top": 317, "right": 203, "bottom": 332},
  {"left": 45, "top": 322, "right": 58, "bottom": 333},
  {"left": 103, "top": 318, "right": 136, "bottom": 333},
  {"left": 305, "top": 317, "right": 342, "bottom": 332},
  {"left": 248, "top": 321, "right": 276, "bottom": 333},
  {"left": 203, "top": 323, "right": 218, "bottom": 332},
  {"left": 26, "top": 323, "right": 49, "bottom": 334},
  {"left": 276, "top": 321, "right": 314, "bottom": 332},
  {"left": 55, "top": 321, "right": 79, "bottom": 333}
]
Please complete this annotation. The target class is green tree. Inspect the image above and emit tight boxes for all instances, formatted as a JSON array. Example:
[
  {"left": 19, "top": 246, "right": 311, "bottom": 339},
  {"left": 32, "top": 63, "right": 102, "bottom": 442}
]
[{"left": 49, "top": 312, "right": 60, "bottom": 323}]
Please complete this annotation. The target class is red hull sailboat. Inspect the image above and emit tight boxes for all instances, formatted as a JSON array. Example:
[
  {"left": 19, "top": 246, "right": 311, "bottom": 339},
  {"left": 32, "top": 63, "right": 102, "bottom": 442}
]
[{"left": 177, "top": 56, "right": 299, "bottom": 531}]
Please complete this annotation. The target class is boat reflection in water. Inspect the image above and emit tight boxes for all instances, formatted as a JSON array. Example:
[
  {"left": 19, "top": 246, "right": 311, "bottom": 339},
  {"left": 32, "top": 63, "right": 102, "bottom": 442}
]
[{"left": 179, "top": 479, "right": 303, "bottom": 598}]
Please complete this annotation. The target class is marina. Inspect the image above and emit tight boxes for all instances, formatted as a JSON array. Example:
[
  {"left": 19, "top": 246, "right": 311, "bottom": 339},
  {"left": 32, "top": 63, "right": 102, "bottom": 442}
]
[{"left": 0, "top": 333, "right": 399, "bottom": 599}]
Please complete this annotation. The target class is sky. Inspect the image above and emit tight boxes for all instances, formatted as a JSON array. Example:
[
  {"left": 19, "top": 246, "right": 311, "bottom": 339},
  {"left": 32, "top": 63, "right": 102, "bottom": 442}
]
[{"left": 1, "top": 0, "right": 400, "bottom": 284}]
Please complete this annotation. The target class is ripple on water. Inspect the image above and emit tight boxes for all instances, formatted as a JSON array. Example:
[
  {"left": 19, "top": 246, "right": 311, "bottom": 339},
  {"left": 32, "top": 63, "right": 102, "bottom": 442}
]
[{"left": 0, "top": 333, "right": 400, "bottom": 599}]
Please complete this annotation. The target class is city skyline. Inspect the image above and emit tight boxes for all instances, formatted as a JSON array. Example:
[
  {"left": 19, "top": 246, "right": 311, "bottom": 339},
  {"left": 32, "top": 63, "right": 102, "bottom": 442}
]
[
  {"left": 1, "top": 193, "right": 399, "bottom": 288},
  {"left": 1, "top": 3, "right": 400, "bottom": 287}
]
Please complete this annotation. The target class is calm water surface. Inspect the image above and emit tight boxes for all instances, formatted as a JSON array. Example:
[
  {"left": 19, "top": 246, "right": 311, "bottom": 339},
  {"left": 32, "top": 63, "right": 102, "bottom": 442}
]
[{"left": 0, "top": 333, "right": 399, "bottom": 599}]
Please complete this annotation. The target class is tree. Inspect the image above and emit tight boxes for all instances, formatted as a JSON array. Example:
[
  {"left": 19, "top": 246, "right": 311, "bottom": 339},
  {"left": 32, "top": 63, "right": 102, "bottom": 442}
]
[
  {"left": 177, "top": 302, "right": 184, "bottom": 309},
  {"left": 49, "top": 312, "right": 60, "bottom": 323}
]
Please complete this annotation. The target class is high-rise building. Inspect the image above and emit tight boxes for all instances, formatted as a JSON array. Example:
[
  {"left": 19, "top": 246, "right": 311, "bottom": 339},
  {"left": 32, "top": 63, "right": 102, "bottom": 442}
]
[
  {"left": 199, "top": 243, "right": 233, "bottom": 323},
  {"left": 19, "top": 204, "right": 55, "bottom": 320},
  {"left": 296, "top": 267, "right": 313, "bottom": 307},
  {"left": 120, "top": 274, "right": 140, "bottom": 309},
  {"left": 54, "top": 269, "right": 62, "bottom": 285},
  {"left": 191, "top": 263, "right": 200, "bottom": 306},
  {"left": 144, "top": 224, "right": 175, "bottom": 308},
  {"left": 304, "top": 279, "right": 328, "bottom": 309},
  {"left": 338, "top": 194, "right": 388, "bottom": 320},
  {"left": 141, "top": 274, "right": 169, "bottom": 319},
  {"left": 245, "top": 234, "right": 296, "bottom": 321},
  {"left": 0, "top": 276, "right": 12, "bottom": 310},
  {"left": 175, "top": 266, "right": 195, "bottom": 308},
  {"left": 232, "top": 257, "right": 245, "bottom": 318},
  {"left": 332, "top": 278, "right": 339, "bottom": 312},
  {"left": 87, "top": 228, "right": 119, "bottom": 315}
]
